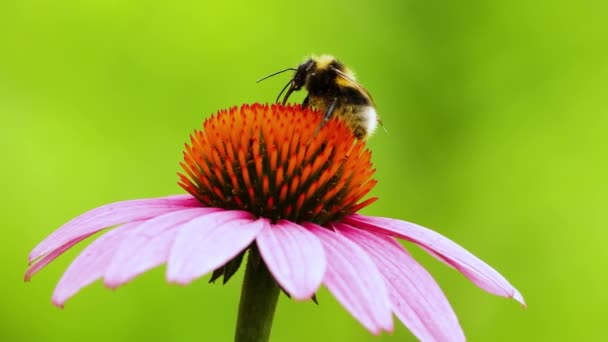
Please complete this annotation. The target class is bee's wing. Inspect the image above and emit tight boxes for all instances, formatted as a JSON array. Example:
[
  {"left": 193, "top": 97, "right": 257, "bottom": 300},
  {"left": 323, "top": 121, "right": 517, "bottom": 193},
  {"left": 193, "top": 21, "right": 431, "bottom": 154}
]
[
  {"left": 333, "top": 67, "right": 384, "bottom": 131},
  {"left": 332, "top": 67, "right": 375, "bottom": 104}
]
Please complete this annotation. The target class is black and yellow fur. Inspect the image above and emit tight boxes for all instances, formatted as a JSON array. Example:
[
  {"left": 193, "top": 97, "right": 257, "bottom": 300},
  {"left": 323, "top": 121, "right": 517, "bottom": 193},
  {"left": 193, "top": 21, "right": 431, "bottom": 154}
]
[{"left": 268, "top": 55, "right": 379, "bottom": 139}]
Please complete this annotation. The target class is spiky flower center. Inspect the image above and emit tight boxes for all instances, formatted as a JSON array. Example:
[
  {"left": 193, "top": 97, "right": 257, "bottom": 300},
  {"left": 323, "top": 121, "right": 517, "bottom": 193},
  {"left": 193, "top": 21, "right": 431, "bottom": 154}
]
[{"left": 178, "top": 103, "right": 377, "bottom": 225}]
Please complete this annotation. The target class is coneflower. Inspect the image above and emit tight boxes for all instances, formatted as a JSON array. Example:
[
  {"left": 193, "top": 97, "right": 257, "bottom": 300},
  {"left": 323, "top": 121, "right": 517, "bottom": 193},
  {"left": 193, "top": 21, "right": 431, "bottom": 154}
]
[{"left": 26, "top": 104, "right": 524, "bottom": 341}]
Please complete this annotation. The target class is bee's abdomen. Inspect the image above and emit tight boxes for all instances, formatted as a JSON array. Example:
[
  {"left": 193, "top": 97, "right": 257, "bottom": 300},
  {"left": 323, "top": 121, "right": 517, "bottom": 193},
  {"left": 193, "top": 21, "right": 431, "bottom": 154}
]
[{"left": 339, "top": 105, "right": 378, "bottom": 140}]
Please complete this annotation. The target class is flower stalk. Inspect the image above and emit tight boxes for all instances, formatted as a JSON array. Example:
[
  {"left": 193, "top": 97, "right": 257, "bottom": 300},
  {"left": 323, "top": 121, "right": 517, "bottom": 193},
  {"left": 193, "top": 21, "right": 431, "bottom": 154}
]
[{"left": 234, "top": 247, "right": 280, "bottom": 342}]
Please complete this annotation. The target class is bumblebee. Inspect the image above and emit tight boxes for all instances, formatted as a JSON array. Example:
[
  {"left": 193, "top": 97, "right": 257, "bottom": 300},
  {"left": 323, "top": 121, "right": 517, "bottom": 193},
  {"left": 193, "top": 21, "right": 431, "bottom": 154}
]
[{"left": 258, "top": 55, "right": 380, "bottom": 139}]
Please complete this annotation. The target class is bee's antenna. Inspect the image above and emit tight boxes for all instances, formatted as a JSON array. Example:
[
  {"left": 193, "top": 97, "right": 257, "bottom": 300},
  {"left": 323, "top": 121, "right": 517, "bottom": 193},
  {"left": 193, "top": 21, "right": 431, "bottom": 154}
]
[
  {"left": 276, "top": 80, "right": 292, "bottom": 103},
  {"left": 256, "top": 68, "right": 297, "bottom": 83}
]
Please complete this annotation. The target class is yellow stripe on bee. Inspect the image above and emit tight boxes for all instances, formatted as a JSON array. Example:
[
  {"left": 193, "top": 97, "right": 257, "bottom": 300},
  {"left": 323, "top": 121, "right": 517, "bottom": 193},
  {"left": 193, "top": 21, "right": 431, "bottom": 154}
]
[
  {"left": 315, "top": 55, "right": 335, "bottom": 69},
  {"left": 335, "top": 76, "right": 353, "bottom": 87}
]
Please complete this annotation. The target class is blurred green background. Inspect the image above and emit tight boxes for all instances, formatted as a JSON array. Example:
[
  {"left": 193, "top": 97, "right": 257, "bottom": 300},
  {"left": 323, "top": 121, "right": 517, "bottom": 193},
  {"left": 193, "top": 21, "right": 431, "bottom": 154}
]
[{"left": 1, "top": 0, "right": 606, "bottom": 341}]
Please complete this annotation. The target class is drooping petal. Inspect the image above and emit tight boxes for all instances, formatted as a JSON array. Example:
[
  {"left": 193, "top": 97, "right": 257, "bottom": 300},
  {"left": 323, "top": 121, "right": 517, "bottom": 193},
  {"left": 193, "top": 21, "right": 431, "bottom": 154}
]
[
  {"left": 167, "top": 211, "right": 264, "bottom": 285},
  {"left": 305, "top": 223, "right": 393, "bottom": 335},
  {"left": 25, "top": 232, "right": 97, "bottom": 281},
  {"left": 29, "top": 195, "right": 200, "bottom": 264},
  {"left": 104, "top": 207, "right": 219, "bottom": 288},
  {"left": 256, "top": 220, "right": 325, "bottom": 300},
  {"left": 51, "top": 221, "right": 143, "bottom": 307},
  {"left": 344, "top": 214, "right": 525, "bottom": 306},
  {"left": 336, "top": 223, "right": 465, "bottom": 342}
]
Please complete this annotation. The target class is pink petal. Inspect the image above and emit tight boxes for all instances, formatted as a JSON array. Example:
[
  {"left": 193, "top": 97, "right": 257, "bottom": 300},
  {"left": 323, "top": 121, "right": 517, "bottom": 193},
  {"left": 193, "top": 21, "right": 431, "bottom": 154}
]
[
  {"left": 51, "top": 221, "right": 143, "bottom": 307},
  {"left": 337, "top": 223, "right": 465, "bottom": 342},
  {"left": 256, "top": 220, "right": 325, "bottom": 300},
  {"left": 167, "top": 211, "right": 264, "bottom": 285},
  {"left": 103, "top": 207, "right": 219, "bottom": 288},
  {"left": 25, "top": 232, "right": 97, "bottom": 281},
  {"left": 344, "top": 214, "right": 525, "bottom": 306},
  {"left": 29, "top": 195, "right": 200, "bottom": 264},
  {"left": 305, "top": 223, "right": 393, "bottom": 335}
]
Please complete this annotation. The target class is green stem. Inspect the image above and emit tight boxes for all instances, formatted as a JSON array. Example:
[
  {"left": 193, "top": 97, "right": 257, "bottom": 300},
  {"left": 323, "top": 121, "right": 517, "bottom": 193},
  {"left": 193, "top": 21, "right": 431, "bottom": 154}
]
[{"left": 234, "top": 247, "right": 280, "bottom": 342}]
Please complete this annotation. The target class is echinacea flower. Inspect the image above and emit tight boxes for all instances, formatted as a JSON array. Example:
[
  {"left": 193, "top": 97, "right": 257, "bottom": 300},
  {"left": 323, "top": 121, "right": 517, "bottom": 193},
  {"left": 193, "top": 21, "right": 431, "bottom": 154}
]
[{"left": 26, "top": 103, "right": 524, "bottom": 341}]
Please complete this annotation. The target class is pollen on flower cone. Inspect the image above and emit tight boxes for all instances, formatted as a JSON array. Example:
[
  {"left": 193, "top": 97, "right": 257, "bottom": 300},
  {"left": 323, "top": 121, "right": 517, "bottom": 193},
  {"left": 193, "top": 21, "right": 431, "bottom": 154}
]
[{"left": 178, "top": 103, "right": 377, "bottom": 225}]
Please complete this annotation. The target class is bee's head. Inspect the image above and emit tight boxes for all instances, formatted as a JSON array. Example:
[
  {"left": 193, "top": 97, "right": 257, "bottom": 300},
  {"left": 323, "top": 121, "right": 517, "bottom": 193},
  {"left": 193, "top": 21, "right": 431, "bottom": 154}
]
[
  {"left": 291, "top": 59, "right": 315, "bottom": 90},
  {"left": 281, "top": 59, "right": 316, "bottom": 105}
]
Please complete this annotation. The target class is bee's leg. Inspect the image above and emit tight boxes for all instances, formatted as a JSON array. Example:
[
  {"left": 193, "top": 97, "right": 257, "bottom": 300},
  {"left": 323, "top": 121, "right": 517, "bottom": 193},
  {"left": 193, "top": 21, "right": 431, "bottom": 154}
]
[
  {"left": 323, "top": 98, "right": 338, "bottom": 122},
  {"left": 312, "top": 98, "right": 338, "bottom": 138},
  {"left": 302, "top": 95, "right": 310, "bottom": 107}
]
